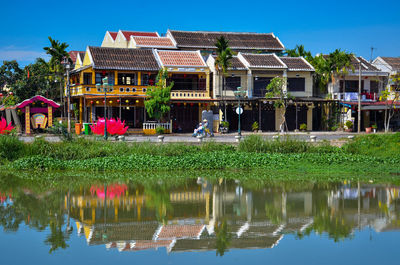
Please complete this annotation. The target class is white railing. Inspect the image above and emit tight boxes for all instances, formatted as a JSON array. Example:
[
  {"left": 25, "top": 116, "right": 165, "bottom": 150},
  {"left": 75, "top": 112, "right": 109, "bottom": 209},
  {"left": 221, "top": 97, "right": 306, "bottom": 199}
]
[{"left": 143, "top": 122, "right": 171, "bottom": 131}]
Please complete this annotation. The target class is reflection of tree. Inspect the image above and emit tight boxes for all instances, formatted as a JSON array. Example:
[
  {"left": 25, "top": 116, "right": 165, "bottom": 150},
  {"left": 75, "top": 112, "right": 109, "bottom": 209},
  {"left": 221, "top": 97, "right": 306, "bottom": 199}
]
[
  {"left": 298, "top": 192, "right": 353, "bottom": 242},
  {"left": 265, "top": 201, "right": 283, "bottom": 225},
  {"left": 214, "top": 220, "right": 231, "bottom": 257},
  {"left": 45, "top": 221, "right": 70, "bottom": 253},
  {"left": 144, "top": 185, "right": 172, "bottom": 224}
]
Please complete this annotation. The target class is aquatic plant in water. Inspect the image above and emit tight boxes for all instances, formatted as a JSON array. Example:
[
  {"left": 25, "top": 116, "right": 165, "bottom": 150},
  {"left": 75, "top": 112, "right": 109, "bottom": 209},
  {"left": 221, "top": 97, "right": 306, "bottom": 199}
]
[
  {"left": 0, "top": 117, "right": 14, "bottom": 134},
  {"left": 90, "top": 118, "right": 128, "bottom": 136}
]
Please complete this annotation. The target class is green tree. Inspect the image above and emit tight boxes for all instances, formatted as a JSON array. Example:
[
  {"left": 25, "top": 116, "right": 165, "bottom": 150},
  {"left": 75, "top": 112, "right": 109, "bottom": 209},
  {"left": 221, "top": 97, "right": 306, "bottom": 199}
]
[
  {"left": 144, "top": 68, "right": 173, "bottom": 122},
  {"left": 285, "top": 44, "right": 312, "bottom": 61},
  {"left": 0, "top": 60, "right": 23, "bottom": 94},
  {"left": 214, "top": 36, "right": 233, "bottom": 121},
  {"left": 265, "top": 77, "right": 293, "bottom": 132},
  {"left": 43, "top": 37, "right": 70, "bottom": 109}
]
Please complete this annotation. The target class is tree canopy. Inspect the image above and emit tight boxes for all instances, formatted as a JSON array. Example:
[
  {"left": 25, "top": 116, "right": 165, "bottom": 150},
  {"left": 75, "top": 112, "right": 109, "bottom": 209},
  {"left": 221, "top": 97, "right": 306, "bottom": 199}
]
[{"left": 144, "top": 68, "right": 173, "bottom": 122}]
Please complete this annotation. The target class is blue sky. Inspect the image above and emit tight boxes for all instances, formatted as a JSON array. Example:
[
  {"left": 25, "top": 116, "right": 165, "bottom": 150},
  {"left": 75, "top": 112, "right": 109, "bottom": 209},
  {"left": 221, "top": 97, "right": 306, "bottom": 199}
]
[{"left": 1, "top": 0, "right": 399, "bottom": 66}]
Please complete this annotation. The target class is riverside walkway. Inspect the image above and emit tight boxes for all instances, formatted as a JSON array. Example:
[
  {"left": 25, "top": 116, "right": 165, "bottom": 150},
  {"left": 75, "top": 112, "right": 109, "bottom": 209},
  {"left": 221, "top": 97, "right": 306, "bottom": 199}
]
[{"left": 18, "top": 131, "right": 359, "bottom": 143}]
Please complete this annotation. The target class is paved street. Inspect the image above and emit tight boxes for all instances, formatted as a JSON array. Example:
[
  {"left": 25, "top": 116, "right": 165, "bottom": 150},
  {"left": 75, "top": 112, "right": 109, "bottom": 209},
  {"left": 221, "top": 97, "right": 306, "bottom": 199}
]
[{"left": 17, "top": 131, "right": 364, "bottom": 143}]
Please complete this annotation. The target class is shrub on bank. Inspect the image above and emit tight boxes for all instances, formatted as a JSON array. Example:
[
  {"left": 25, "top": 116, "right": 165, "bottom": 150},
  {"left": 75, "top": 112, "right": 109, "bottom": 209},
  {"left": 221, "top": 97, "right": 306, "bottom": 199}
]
[{"left": 0, "top": 135, "right": 26, "bottom": 162}]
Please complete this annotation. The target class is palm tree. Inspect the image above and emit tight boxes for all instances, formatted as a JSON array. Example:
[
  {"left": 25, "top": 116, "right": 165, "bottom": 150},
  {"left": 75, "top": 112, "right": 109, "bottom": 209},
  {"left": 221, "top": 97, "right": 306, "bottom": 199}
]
[
  {"left": 43, "top": 37, "right": 71, "bottom": 117},
  {"left": 285, "top": 44, "right": 312, "bottom": 61},
  {"left": 214, "top": 36, "right": 233, "bottom": 121}
]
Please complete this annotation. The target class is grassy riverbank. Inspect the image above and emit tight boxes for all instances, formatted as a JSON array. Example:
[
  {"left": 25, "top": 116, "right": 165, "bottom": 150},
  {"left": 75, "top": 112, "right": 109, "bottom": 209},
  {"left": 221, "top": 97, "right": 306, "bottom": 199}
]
[{"left": 1, "top": 133, "right": 399, "bottom": 178}]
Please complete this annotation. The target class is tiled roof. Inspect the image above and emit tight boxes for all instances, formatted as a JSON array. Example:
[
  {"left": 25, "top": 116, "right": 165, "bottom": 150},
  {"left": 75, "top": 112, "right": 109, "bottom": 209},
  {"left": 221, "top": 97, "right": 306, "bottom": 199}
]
[
  {"left": 89, "top": 46, "right": 160, "bottom": 71},
  {"left": 169, "top": 30, "right": 284, "bottom": 50},
  {"left": 157, "top": 50, "right": 206, "bottom": 67},
  {"left": 357, "top": 56, "right": 380, "bottom": 71},
  {"left": 380, "top": 57, "right": 400, "bottom": 71},
  {"left": 279, "top": 57, "right": 314, "bottom": 71},
  {"left": 109, "top": 31, "right": 118, "bottom": 40},
  {"left": 241, "top": 53, "right": 286, "bottom": 68},
  {"left": 157, "top": 224, "right": 204, "bottom": 239},
  {"left": 133, "top": 36, "right": 176, "bottom": 48},
  {"left": 121, "top": 31, "right": 158, "bottom": 40},
  {"left": 68, "top": 51, "right": 85, "bottom": 64},
  {"left": 211, "top": 55, "right": 246, "bottom": 70}
]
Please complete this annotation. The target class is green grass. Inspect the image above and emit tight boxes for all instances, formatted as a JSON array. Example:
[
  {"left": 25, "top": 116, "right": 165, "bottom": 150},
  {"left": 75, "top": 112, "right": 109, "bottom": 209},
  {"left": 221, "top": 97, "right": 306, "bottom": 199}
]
[{"left": 1, "top": 133, "right": 400, "bottom": 178}]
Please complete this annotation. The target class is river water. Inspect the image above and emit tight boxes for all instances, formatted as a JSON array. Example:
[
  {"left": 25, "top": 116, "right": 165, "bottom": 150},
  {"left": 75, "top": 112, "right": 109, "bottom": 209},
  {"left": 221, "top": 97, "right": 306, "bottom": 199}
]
[{"left": 0, "top": 176, "right": 399, "bottom": 264}]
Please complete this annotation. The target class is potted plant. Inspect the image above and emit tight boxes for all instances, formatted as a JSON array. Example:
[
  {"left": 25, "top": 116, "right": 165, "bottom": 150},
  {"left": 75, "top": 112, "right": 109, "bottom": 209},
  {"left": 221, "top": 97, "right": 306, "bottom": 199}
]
[
  {"left": 345, "top": 120, "right": 353, "bottom": 132},
  {"left": 299, "top": 123, "right": 307, "bottom": 132},
  {"left": 219, "top": 121, "right": 229, "bottom": 134},
  {"left": 365, "top": 126, "right": 372, "bottom": 133},
  {"left": 371, "top": 124, "right": 377, "bottom": 133},
  {"left": 251, "top": 121, "right": 259, "bottom": 132}
]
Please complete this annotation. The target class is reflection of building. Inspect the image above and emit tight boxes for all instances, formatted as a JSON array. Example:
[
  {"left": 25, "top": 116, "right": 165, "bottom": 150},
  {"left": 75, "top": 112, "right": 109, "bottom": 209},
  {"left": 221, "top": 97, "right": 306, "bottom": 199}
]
[{"left": 67, "top": 181, "right": 400, "bottom": 254}]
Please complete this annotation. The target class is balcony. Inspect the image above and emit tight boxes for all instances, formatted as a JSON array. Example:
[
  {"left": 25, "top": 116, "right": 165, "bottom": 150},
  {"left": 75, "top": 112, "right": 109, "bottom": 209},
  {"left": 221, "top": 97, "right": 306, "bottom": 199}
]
[
  {"left": 333, "top": 92, "right": 378, "bottom": 102},
  {"left": 68, "top": 85, "right": 149, "bottom": 97},
  {"left": 170, "top": 90, "right": 210, "bottom": 100}
]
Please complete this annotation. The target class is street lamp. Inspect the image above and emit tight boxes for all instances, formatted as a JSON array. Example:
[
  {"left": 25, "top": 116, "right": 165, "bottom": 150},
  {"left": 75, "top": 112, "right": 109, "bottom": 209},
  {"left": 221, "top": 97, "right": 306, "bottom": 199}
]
[
  {"left": 233, "top": 86, "right": 247, "bottom": 136},
  {"left": 65, "top": 62, "right": 71, "bottom": 134},
  {"left": 96, "top": 76, "right": 114, "bottom": 140}
]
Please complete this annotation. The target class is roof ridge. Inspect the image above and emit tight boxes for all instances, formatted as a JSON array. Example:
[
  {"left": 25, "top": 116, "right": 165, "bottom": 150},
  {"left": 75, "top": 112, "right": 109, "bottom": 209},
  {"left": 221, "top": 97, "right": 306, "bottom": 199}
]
[{"left": 169, "top": 29, "right": 273, "bottom": 35}]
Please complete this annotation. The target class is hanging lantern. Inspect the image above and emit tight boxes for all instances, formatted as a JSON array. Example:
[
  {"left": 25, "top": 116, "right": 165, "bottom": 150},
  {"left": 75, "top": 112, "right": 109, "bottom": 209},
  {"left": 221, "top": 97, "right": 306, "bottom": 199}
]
[
  {"left": 205, "top": 103, "right": 208, "bottom": 106},
  {"left": 103, "top": 100, "right": 105, "bottom": 103},
  {"left": 198, "top": 103, "right": 201, "bottom": 106},
  {"left": 90, "top": 100, "right": 94, "bottom": 104},
  {"left": 136, "top": 100, "right": 139, "bottom": 103},
  {"left": 184, "top": 74, "right": 187, "bottom": 78},
  {"left": 125, "top": 100, "right": 129, "bottom": 103},
  {"left": 117, "top": 99, "right": 120, "bottom": 103},
  {"left": 96, "top": 101, "right": 99, "bottom": 104},
  {"left": 109, "top": 100, "right": 113, "bottom": 104},
  {"left": 177, "top": 103, "right": 181, "bottom": 106},
  {"left": 190, "top": 103, "right": 194, "bottom": 107},
  {"left": 184, "top": 103, "right": 187, "bottom": 106}
]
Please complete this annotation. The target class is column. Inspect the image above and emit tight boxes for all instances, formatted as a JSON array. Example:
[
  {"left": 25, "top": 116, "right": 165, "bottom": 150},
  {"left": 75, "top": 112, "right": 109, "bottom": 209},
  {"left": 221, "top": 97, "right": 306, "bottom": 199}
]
[
  {"left": 258, "top": 101, "right": 262, "bottom": 130},
  {"left": 307, "top": 104, "right": 314, "bottom": 131},
  {"left": 25, "top": 106, "right": 30, "bottom": 134},
  {"left": 206, "top": 71, "right": 210, "bottom": 95},
  {"left": 247, "top": 70, "right": 252, "bottom": 98},
  {"left": 48, "top": 106, "right": 53, "bottom": 127},
  {"left": 137, "top": 71, "right": 141, "bottom": 86},
  {"left": 275, "top": 107, "right": 284, "bottom": 131},
  {"left": 79, "top": 97, "right": 83, "bottom": 124},
  {"left": 283, "top": 70, "right": 288, "bottom": 94}
]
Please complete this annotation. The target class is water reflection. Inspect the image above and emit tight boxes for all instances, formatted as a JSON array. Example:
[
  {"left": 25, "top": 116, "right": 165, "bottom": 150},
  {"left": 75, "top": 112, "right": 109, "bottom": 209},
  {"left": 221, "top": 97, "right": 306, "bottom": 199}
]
[{"left": 1, "top": 177, "right": 399, "bottom": 255}]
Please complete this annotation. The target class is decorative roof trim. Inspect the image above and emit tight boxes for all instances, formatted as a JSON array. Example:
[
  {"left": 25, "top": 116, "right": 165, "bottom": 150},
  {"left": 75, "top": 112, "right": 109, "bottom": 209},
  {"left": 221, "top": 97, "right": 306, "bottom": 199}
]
[
  {"left": 155, "top": 49, "right": 207, "bottom": 67},
  {"left": 17, "top": 95, "right": 60, "bottom": 109},
  {"left": 239, "top": 53, "right": 287, "bottom": 69}
]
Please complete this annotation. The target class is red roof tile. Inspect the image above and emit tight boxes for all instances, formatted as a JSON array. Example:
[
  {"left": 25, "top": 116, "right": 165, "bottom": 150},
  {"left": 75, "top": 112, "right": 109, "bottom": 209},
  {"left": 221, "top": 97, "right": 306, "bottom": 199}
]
[
  {"left": 121, "top": 31, "right": 158, "bottom": 40},
  {"left": 157, "top": 50, "right": 206, "bottom": 67},
  {"left": 68, "top": 51, "right": 84, "bottom": 64},
  {"left": 109, "top": 32, "right": 118, "bottom": 40},
  {"left": 133, "top": 37, "right": 175, "bottom": 48},
  {"left": 157, "top": 224, "right": 204, "bottom": 239}
]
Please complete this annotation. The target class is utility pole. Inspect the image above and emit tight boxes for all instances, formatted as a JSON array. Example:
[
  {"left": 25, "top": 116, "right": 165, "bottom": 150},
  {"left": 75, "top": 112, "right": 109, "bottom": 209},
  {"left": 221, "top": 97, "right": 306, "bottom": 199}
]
[
  {"left": 66, "top": 63, "right": 71, "bottom": 134},
  {"left": 357, "top": 61, "right": 362, "bottom": 133}
]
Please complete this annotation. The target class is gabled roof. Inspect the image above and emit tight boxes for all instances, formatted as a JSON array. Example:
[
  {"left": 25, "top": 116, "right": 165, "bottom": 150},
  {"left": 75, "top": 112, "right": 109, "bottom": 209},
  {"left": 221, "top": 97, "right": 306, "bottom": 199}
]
[
  {"left": 168, "top": 30, "right": 284, "bottom": 51},
  {"left": 210, "top": 55, "right": 247, "bottom": 70},
  {"left": 109, "top": 31, "right": 118, "bottom": 41},
  {"left": 279, "top": 57, "right": 314, "bottom": 71},
  {"left": 155, "top": 224, "right": 205, "bottom": 240},
  {"left": 379, "top": 57, "right": 400, "bottom": 71},
  {"left": 68, "top": 51, "right": 85, "bottom": 64},
  {"left": 352, "top": 56, "right": 380, "bottom": 71},
  {"left": 133, "top": 36, "right": 176, "bottom": 48},
  {"left": 121, "top": 30, "right": 159, "bottom": 40},
  {"left": 88, "top": 46, "right": 160, "bottom": 71},
  {"left": 239, "top": 53, "right": 286, "bottom": 69},
  {"left": 156, "top": 50, "right": 206, "bottom": 67}
]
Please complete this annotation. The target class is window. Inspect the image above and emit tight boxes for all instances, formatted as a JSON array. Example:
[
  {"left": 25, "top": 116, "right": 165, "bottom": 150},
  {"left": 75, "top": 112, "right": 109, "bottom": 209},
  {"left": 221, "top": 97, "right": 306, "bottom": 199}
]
[
  {"left": 83, "top": 73, "right": 92, "bottom": 85},
  {"left": 287, "top": 78, "right": 305, "bottom": 92},
  {"left": 125, "top": 88, "right": 130, "bottom": 92},
  {"left": 370, "top": 81, "right": 379, "bottom": 93},
  {"left": 253, "top": 77, "right": 271, "bottom": 97},
  {"left": 340, "top": 80, "right": 364, "bottom": 92},
  {"left": 118, "top": 73, "right": 136, "bottom": 85},
  {"left": 225, "top": 76, "right": 241, "bottom": 90},
  {"left": 142, "top": 73, "right": 157, "bottom": 86},
  {"left": 95, "top": 72, "right": 114, "bottom": 85},
  {"left": 119, "top": 87, "right": 124, "bottom": 92}
]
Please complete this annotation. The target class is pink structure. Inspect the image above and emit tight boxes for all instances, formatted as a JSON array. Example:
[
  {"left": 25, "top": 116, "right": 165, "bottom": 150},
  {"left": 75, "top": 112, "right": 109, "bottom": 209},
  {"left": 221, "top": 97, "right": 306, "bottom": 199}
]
[{"left": 16, "top": 96, "right": 60, "bottom": 134}]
